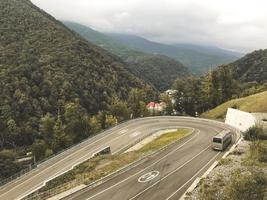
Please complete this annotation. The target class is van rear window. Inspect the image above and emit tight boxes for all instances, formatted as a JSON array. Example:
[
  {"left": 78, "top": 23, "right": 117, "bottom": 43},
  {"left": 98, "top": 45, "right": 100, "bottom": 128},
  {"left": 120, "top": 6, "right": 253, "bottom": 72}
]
[{"left": 213, "top": 138, "right": 222, "bottom": 143}]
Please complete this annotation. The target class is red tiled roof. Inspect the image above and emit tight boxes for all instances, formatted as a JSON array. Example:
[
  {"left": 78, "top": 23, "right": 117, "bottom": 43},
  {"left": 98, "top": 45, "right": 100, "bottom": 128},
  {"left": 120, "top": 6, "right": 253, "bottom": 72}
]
[{"left": 147, "top": 102, "right": 155, "bottom": 107}]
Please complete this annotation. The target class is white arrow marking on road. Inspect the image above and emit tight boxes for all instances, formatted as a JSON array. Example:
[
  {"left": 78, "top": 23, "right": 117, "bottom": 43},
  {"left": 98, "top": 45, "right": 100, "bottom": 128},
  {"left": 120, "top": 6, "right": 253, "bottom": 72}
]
[{"left": 130, "top": 131, "right": 141, "bottom": 138}]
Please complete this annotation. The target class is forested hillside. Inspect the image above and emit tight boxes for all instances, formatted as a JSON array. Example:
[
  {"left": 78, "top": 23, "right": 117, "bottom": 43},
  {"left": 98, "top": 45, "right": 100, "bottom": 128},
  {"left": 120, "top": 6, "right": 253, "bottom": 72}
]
[
  {"left": 64, "top": 22, "right": 189, "bottom": 91},
  {"left": 228, "top": 49, "right": 267, "bottom": 83},
  {"left": 0, "top": 0, "right": 155, "bottom": 179},
  {"left": 171, "top": 50, "right": 267, "bottom": 117},
  {"left": 106, "top": 33, "right": 242, "bottom": 75},
  {"left": 126, "top": 55, "right": 188, "bottom": 90}
]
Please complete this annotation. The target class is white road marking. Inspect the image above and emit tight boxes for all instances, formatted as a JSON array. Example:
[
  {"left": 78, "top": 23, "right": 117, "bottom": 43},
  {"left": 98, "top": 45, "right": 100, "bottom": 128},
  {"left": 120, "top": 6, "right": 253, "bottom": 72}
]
[
  {"left": 0, "top": 124, "right": 151, "bottom": 199},
  {"left": 85, "top": 130, "right": 199, "bottom": 200},
  {"left": 2, "top": 116, "right": 236, "bottom": 200},
  {"left": 128, "top": 144, "right": 212, "bottom": 200},
  {"left": 130, "top": 131, "right": 141, "bottom": 138},
  {"left": 113, "top": 127, "right": 194, "bottom": 155},
  {"left": 166, "top": 152, "right": 220, "bottom": 200},
  {"left": 118, "top": 129, "right": 128, "bottom": 134},
  {"left": 138, "top": 171, "right": 160, "bottom": 183}
]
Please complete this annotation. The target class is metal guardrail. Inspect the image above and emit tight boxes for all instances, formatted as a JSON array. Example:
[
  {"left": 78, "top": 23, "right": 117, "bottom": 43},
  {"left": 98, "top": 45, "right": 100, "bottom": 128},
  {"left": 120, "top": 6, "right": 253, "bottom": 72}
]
[
  {"left": 0, "top": 117, "right": 141, "bottom": 187},
  {"left": 22, "top": 128, "right": 196, "bottom": 200},
  {"left": 115, "top": 127, "right": 193, "bottom": 154},
  {"left": 0, "top": 116, "right": 236, "bottom": 189}
]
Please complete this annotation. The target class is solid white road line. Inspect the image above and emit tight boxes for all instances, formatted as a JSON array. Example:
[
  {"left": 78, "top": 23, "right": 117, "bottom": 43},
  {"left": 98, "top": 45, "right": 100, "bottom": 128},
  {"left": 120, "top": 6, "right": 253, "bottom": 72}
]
[
  {"left": 165, "top": 152, "right": 220, "bottom": 200},
  {"left": 14, "top": 123, "right": 160, "bottom": 200},
  {"left": 112, "top": 126, "right": 194, "bottom": 155},
  {"left": 2, "top": 123, "right": 157, "bottom": 199},
  {"left": 128, "top": 144, "right": 212, "bottom": 200},
  {"left": 85, "top": 130, "right": 199, "bottom": 200}
]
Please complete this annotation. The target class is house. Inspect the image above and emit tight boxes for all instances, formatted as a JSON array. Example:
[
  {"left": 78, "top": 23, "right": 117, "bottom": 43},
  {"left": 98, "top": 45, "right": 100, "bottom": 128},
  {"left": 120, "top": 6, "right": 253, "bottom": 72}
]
[{"left": 147, "top": 102, "right": 166, "bottom": 112}]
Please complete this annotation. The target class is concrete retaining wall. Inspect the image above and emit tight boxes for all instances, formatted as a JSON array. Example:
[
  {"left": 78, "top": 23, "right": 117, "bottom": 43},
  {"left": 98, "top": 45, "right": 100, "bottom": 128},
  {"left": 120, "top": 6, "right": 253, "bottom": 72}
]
[{"left": 225, "top": 108, "right": 256, "bottom": 132}]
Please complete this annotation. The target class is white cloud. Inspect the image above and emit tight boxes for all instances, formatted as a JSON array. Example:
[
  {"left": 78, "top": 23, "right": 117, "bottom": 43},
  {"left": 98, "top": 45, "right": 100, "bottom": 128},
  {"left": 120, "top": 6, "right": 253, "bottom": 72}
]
[{"left": 31, "top": 0, "right": 267, "bottom": 52}]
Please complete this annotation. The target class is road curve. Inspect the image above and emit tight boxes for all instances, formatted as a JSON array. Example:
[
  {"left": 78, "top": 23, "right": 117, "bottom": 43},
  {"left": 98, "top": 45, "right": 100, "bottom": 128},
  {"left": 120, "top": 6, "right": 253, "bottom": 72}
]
[{"left": 0, "top": 117, "right": 238, "bottom": 200}]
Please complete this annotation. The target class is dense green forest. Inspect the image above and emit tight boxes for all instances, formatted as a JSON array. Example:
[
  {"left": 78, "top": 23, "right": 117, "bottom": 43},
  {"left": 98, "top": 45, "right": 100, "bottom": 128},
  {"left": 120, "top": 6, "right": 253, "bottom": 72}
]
[
  {"left": 125, "top": 55, "right": 188, "bottom": 90},
  {"left": 0, "top": 0, "right": 157, "bottom": 179},
  {"left": 172, "top": 49, "right": 267, "bottom": 116},
  {"left": 229, "top": 49, "right": 267, "bottom": 83},
  {"left": 64, "top": 22, "right": 189, "bottom": 91}
]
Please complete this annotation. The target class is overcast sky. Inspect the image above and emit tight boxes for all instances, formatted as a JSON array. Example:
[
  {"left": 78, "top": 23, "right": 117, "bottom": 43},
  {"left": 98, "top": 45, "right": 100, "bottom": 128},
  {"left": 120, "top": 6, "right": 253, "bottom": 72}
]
[{"left": 31, "top": 0, "right": 267, "bottom": 53}]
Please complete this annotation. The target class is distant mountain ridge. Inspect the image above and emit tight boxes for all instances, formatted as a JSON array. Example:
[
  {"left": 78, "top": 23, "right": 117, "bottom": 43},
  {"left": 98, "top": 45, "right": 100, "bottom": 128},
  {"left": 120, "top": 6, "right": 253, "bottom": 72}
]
[
  {"left": 106, "top": 33, "right": 243, "bottom": 75},
  {"left": 227, "top": 49, "right": 267, "bottom": 83},
  {"left": 64, "top": 21, "right": 189, "bottom": 91}
]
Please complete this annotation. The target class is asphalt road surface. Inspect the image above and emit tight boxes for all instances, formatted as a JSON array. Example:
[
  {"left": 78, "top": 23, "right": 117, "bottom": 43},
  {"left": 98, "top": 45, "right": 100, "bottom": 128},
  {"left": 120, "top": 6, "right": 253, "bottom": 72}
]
[{"left": 0, "top": 117, "right": 238, "bottom": 200}]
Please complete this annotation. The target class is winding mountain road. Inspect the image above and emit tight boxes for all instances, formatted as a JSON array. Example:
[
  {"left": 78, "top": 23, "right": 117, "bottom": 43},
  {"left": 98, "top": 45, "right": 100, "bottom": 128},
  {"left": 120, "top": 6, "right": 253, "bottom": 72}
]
[{"left": 0, "top": 117, "right": 239, "bottom": 200}]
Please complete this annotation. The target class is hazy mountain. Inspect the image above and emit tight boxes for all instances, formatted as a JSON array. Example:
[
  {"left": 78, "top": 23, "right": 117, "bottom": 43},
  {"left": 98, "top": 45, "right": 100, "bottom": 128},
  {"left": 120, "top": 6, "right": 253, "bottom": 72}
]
[
  {"left": 106, "top": 33, "right": 243, "bottom": 75},
  {"left": 64, "top": 21, "right": 189, "bottom": 90}
]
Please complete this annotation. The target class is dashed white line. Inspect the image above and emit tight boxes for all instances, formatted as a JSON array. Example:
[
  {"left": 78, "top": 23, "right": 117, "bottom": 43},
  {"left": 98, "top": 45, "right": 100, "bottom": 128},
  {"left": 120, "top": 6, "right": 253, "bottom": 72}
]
[
  {"left": 128, "top": 144, "right": 212, "bottom": 200},
  {"left": 85, "top": 130, "right": 199, "bottom": 200}
]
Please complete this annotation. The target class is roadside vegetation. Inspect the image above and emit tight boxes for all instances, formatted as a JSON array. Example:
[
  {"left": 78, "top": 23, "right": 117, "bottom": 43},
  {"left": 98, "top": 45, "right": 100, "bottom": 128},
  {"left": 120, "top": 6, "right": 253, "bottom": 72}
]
[
  {"left": 196, "top": 127, "right": 267, "bottom": 200},
  {"left": 201, "top": 91, "right": 267, "bottom": 119},
  {"left": 26, "top": 129, "right": 191, "bottom": 199},
  {"left": 2, "top": 0, "right": 267, "bottom": 184}
]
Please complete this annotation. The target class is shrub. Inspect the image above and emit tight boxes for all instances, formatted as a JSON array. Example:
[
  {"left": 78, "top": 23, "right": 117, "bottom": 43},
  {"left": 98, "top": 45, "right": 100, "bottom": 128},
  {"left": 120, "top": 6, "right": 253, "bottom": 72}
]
[
  {"left": 230, "top": 149, "right": 243, "bottom": 156},
  {"left": 199, "top": 177, "right": 226, "bottom": 200},
  {"left": 224, "top": 169, "right": 267, "bottom": 200},
  {"left": 218, "top": 158, "right": 232, "bottom": 166},
  {"left": 243, "top": 126, "right": 267, "bottom": 141},
  {"left": 249, "top": 141, "right": 267, "bottom": 163}
]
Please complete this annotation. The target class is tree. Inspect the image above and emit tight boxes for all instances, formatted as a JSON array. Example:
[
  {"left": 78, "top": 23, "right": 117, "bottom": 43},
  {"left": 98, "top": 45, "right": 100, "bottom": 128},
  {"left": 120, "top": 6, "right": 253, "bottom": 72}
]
[
  {"left": 105, "top": 115, "right": 117, "bottom": 128},
  {"left": 52, "top": 118, "right": 71, "bottom": 152},
  {"left": 110, "top": 97, "right": 130, "bottom": 122},
  {"left": 218, "top": 66, "right": 237, "bottom": 101},
  {"left": 0, "top": 119, "right": 6, "bottom": 148},
  {"left": 173, "top": 76, "right": 202, "bottom": 116},
  {"left": 139, "top": 101, "right": 149, "bottom": 117},
  {"left": 0, "top": 149, "right": 21, "bottom": 179},
  {"left": 127, "top": 88, "right": 147, "bottom": 118},
  {"left": 64, "top": 102, "right": 88, "bottom": 142},
  {"left": 160, "top": 94, "right": 173, "bottom": 115},
  {"left": 31, "top": 139, "right": 47, "bottom": 162},
  {"left": 6, "top": 119, "right": 18, "bottom": 148},
  {"left": 88, "top": 116, "right": 102, "bottom": 135},
  {"left": 39, "top": 113, "right": 55, "bottom": 144}
]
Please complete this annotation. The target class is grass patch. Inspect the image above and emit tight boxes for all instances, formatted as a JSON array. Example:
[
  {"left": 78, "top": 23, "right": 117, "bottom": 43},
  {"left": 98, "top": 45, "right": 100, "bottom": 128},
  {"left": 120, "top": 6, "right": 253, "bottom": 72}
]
[
  {"left": 230, "top": 149, "right": 243, "bottom": 156},
  {"left": 218, "top": 158, "right": 232, "bottom": 166},
  {"left": 138, "top": 129, "right": 191, "bottom": 154},
  {"left": 201, "top": 91, "right": 267, "bottom": 119},
  {"left": 32, "top": 129, "right": 191, "bottom": 198},
  {"left": 242, "top": 141, "right": 267, "bottom": 166}
]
